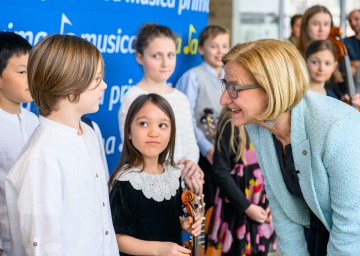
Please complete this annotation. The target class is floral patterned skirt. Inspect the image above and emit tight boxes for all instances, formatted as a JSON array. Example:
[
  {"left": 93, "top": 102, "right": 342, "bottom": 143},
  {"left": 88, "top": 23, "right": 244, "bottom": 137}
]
[{"left": 208, "top": 163, "right": 277, "bottom": 256}]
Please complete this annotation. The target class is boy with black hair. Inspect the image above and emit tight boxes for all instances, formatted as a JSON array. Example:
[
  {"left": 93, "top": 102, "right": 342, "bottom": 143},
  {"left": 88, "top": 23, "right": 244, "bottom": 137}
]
[{"left": 0, "top": 32, "right": 38, "bottom": 256}]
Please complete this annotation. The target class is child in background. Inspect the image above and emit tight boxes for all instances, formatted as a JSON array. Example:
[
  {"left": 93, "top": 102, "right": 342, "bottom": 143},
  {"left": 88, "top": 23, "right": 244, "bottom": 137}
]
[
  {"left": 5, "top": 34, "right": 118, "bottom": 256},
  {"left": 287, "top": 14, "right": 302, "bottom": 46},
  {"left": 298, "top": 5, "right": 333, "bottom": 54},
  {"left": 297, "top": 5, "right": 348, "bottom": 100},
  {"left": 118, "top": 23, "right": 203, "bottom": 195},
  {"left": 208, "top": 108, "right": 276, "bottom": 256},
  {"left": 305, "top": 40, "right": 339, "bottom": 98},
  {"left": 110, "top": 93, "right": 202, "bottom": 256},
  {"left": 175, "top": 25, "right": 230, "bottom": 207},
  {"left": 0, "top": 32, "right": 39, "bottom": 256}
]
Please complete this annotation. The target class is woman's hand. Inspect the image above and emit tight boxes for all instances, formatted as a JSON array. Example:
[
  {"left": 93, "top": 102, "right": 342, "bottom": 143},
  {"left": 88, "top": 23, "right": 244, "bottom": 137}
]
[
  {"left": 180, "top": 214, "right": 202, "bottom": 236},
  {"left": 245, "top": 204, "right": 268, "bottom": 223},
  {"left": 178, "top": 160, "right": 204, "bottom": 195}
]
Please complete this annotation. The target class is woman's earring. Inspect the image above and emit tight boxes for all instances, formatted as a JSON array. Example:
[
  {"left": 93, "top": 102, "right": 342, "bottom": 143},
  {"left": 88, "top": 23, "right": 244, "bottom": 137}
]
[{"left": 263, "top": 119, "right": 276, "bottom": 126}]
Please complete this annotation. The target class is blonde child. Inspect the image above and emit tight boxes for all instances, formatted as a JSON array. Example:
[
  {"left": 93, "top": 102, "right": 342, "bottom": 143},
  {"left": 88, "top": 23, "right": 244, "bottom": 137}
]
[
  {"left": 0, "top": 32, "right": 39, "bottom": 256},
  {"left": 5, "top": 34, "right": 118, "bottom": 256},
  {"left": 175, "top": 25, "right": 230, "bottom": 207},
  {"left": 118, "top": 23, "right": 203, "bottom": 194},
  {"left": 110, "top": 93, "right": 202, "bottom": 256},
  {"left": 208, "top": 108, "right": 276, "bottom": 256}
]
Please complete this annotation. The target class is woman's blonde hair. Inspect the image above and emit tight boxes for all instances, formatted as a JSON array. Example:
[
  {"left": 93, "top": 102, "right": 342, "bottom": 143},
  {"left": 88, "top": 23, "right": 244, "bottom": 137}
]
[
  {"left": 222, "top": 39, "right": 309, "bottom": 120},
  {"left": 28, "top": 34, "right": 104, "bottom": 116}
]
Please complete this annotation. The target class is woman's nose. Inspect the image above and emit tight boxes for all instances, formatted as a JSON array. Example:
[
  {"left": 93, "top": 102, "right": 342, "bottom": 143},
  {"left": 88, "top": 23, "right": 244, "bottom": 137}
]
[{"left": 220, "top": 90, "right": 232, "bottom": 106}]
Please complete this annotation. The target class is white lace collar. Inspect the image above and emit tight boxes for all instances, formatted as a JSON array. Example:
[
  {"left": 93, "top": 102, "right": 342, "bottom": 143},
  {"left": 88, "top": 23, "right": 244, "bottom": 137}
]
[{"left": 117, "top": 163, "right": 182, "bottom": 202}]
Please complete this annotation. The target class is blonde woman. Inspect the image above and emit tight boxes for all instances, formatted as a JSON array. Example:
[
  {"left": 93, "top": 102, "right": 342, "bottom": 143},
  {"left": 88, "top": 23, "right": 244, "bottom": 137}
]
[{"left": 220, "top": 39, "right": 360, "bottom": 255}]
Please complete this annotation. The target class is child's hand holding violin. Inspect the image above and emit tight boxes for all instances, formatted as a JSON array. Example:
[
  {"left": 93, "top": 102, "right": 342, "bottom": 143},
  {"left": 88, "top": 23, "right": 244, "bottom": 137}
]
[{"left": 180, "top": 214, "right": 202, "bottom": 236}]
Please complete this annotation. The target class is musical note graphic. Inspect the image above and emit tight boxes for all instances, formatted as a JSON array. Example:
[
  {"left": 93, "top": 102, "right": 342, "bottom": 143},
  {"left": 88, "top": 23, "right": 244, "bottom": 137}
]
[
  {"left": 60, "top": 13, "right": 72, "bottom": 35},
  {"left": 176, "top": 37, "right": 182, "bottom": 54},
  {"left": 183, "top": 24, "right": 198, "bottom": 55}
]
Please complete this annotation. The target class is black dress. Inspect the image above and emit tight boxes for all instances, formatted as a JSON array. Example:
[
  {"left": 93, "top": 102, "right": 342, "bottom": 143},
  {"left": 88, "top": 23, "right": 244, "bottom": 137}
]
[{"left": 109, "top": 166, "right": 183, "bottom": 256}]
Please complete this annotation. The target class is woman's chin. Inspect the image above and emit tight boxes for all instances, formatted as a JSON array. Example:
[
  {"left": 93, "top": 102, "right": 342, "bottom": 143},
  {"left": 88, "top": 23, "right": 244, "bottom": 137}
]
[{"left": 231, "top": 116, "right": 247, "bottom": 127}]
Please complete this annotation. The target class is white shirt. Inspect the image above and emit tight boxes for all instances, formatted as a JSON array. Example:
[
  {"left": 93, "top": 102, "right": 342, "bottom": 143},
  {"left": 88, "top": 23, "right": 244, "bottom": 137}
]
[
  {"left": 0, "top": 107, "right": 38, "bottom": 256},
  {"left": 118, "top": 86, "right": 199, "bottom": 163},
  {"left": 5, "top": 117, "right": 118, "bottom": 256},
  {"left": 92, "top": 120, "right": 110, "bottom": 181}
]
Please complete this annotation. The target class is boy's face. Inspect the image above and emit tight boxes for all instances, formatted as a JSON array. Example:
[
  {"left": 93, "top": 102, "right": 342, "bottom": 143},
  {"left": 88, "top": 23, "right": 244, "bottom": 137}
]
[
  {"left": 76, "top": 61, "right": 107, "bottom": 115},
  {"left": 199, "top": 33, "right": 230, "bottom": 70},
  {"left": 0, "top": 54, "right": 33, "bottom": 107},
  {"left": 292, "top": 17, "right": 302, "bottom": 38}
]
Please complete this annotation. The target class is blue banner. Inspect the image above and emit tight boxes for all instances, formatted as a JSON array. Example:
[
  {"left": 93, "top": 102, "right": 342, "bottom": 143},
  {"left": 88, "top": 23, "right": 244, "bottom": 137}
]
[{"left": 1, "top": 0, "right": 209, "bottom": 173}]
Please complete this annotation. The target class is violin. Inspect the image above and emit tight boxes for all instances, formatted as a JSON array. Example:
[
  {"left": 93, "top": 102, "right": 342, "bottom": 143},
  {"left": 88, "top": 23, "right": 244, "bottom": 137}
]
[
  {"left": 204, "top": 206, "right": 222, "bottom": 256},
  {"left": 181, "top": 190, "right": 205, "bottom": 256},
  {"left": 328, "top": 27, "right": 360, "bottom": 110}
]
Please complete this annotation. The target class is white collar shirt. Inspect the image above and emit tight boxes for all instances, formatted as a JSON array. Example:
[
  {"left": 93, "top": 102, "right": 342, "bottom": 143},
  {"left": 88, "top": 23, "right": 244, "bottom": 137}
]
[
  {"left": 5, "top": 116, "right": 118, "bottom": 256},
  {"left": 0, "top": 107, "right": 38, "bottom": 255}
]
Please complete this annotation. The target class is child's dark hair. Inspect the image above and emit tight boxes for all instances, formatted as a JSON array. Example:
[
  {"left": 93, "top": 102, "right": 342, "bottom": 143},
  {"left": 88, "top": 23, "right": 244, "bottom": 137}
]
[
  {"left": 135, "top": 23, "right": 176, "bottom": 54},
  {"left": 0, "top": 32, "right": 32, "bottom": 76},
  {"left": 109, "top": 93, "right": 176, "bottom": 187},
  {"left": 199, "top": 25, "right": 230, "bottom": 47},
  {"left": 305, "top": 39, "right": 338, "bottom": 61},
  {"left": 290, "top": 14, "right": 302, "bottom": 27}
]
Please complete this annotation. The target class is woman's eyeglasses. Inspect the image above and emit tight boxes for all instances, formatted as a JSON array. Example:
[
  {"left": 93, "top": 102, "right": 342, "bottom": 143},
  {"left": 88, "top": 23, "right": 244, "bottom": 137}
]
[{"left": 220, "top": 79, "right": 260, "bottom": 99}]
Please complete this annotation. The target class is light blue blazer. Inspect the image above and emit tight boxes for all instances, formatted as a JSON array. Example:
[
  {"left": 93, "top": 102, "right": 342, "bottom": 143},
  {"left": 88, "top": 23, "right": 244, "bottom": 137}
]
[{"left": 246, "top": 92, "right": 360, "bottom": 255}]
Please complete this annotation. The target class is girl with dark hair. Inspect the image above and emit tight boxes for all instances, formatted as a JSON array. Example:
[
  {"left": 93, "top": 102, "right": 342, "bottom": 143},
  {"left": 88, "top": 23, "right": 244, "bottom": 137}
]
[
  {"left": 305, "top": 40, "right": 338, "bottom": 98},
  {"left": 110, "top": 93, "right": 202, "bottom": 256}
]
